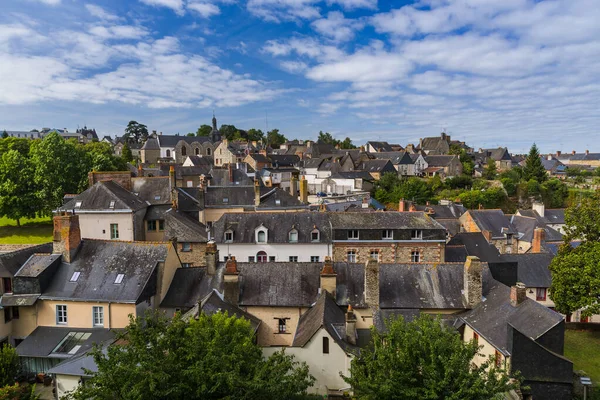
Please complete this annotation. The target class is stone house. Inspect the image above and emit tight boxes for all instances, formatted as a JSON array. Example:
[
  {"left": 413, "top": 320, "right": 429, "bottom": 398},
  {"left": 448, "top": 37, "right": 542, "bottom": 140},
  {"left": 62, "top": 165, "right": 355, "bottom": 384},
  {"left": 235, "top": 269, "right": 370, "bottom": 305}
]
[
  {"left": 419, "top": 132, "right": 451, "bottom": 155},
  {"left": 459, "top": 209, "right": 519, "bottom": 254},
  {"left": 423, "top": 155, "right": 463, "bottom": 177}
]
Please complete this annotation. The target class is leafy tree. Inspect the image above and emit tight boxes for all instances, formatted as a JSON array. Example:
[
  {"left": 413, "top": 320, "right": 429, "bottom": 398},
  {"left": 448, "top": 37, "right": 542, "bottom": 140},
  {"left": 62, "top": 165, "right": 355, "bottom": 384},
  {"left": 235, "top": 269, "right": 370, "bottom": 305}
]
[
  {"left": 0, "top": 344, "right": 20, "bottom": 387},
  {"left": 121, "top": 142, "right": 133, "bottom": 163},
  {"left": 124, "top": 121, "right": 148, "bottom": 144},
  {"left": 480, "top": 187, "right": 508, "bottom": 209},
  {"left": 449, "top": 144, "right": 474, "bottom": 176},
  {"left": 1, "top": 130, "right": 7, "bottom": 139},
  {"left": 522, "top": 144, "right": 547, "bottom": 183},
  {"left": 220, "top": 124, "right": 242, "bottom": 141},
  {"left": 196, "top": 124, "right": 212, "bottom": 137},
  {"left": 501, "top": 178, "right": 516, "bottom": 196},
  {"left": 344, "top": 315, "right": 518, "bottom": 400},
  {"left": 267, "top": 129, "right": 287, "bottom": 148},
  {"left": 459, "top": 190, "right": 483, "bottom": 209},
  {"left": 318, "top": 131, "right": 335, "bottom": 144},
  {"left": 79, "top": 142, "right": 127, "bottom": 175},
  {"left": 340, "top": 137, "right": 357, "bottom": 149},
  {"left": 562, "top": 192, "right": 600, "bottom": 243},
  {"left": 67, "top": 311, "right": 314, "bottom": 400},
  {"left": 0, "top": 150, "right": 38, "bottom": 226},
  {"left": 483, "top": 158, "right": 497, "bottom": 180},
  {"left": 0, "top": 137, "right": 30, "bottom": 157},
  {"left": 445, "top": 175, "right": 473, "bottom": 190},
  {"left": 246, "top": 128, "right": 265, "bottom": 142},
  {"left": 540, "top": 179, "right": 568, "bottom": 208},
  {"left": 0, "top": 383, "right": 38, "bottom": 400}
]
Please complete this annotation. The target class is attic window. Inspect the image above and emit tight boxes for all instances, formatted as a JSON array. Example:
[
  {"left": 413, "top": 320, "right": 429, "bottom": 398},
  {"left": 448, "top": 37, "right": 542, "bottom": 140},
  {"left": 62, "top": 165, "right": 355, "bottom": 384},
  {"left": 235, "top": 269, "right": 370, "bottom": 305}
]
[
  {"left": 109, "top": 201, "right": 115, "bottom": 209},
  {"left": 154, "top": 195, "right": 161, "bottom": 201},
  {"left": 223, "top": 197, "right": 229, "bottom": 204},
  {"left": 311, "top": 229, "right": 320, "bottom": 242},
  {"left": 75, "top": 201, "right": 82, "bottom": 208},
  {"left": 275, "top": 199, "right": 281, "bottom": 205},
  {"left": 69, "top": 272, "right": 80, "bottom": 282},
  {"left": 411, "top": 230, "right": 423, "bottom": 240},
  {"left": 114, "top": 274, "right": 125, "bottom": 284},
  {"left": 224, "top": 230, "right": 233, "bottom": 243},
  {"left": 288, "top": 229, "right": 298, "bottom": 243}
]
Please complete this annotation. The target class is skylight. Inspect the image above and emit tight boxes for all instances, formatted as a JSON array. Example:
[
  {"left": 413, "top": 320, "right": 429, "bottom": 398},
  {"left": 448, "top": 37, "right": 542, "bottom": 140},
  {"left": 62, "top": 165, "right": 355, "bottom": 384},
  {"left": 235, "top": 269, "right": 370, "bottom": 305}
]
[
  {"left": 223, "top": 198, "right": 229, "bottom": 203},
  {"left": 52, "top": 332, "right": 92, "bottom": 355},
  {"left": 109, "top": 200, "right": 115, "bottom": 208},
  {"left": 70, "top": 272, "right": 80, "bottom": 282},
  {"left": 74, "top": 201, "right": 82, "bottom": 208},
  {"left": 114, "top": 273, "right": 124, "bottom": 284},
  {"left": 154, "top": 195, "right": 161, "bottom": 200}
]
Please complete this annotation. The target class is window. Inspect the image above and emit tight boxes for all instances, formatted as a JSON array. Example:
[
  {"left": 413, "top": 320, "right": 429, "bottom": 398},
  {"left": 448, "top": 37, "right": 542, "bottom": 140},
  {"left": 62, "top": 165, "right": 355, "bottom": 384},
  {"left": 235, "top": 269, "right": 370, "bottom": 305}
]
[
  {"left": 75, "top": 201, "right": 82, "bottom": 208},
  {"left": 370, "top": 250, "right": 380, "bottom": 261},
  {"left": 311, "top": 256, "right": 320, "bottom": 262},
  {"left": 147, "top": 220, "right": 157, "bottom": 231},
  {"left": 536, "top": 288, "right": 547, "bottom": 301},
  {"left": 53, "top": 332, "right": 92, "bottom": 355},
  {"left": 248, "top": 256, "right": 255, "bottom": 262},
  {"left": 289, "top": 256, "right": 298, "bottom": 262},
  {"left": 275, "top": 199, "right": 281, "bottom": 205},
  {"left": 269, "top": 256, "right": 276, "bottom": 262},
  {"left": 289, "top": 230, "right": 298, "bottom": 243},
  {"left": 69, "top": 272, "right": 80, "bottom": 282},
  {"left": 206, "top": 148, "right": 212, "bottom": 156},
  {"left": 114, "top": 274, "right": 124, "bottom": 284},
  {"left": 158, "top": 220, "right": 165, "bottom": 231},
  {"left": 225, "top": 231, "right": 233, "bottom": 242},
  {"left": 506, "top": 234, "right": 513, "bottom": 245},
  {"left": 4, "top": 308, "right": 11, "bottom": 323},
  {"left": 348, "top": 230, "right": 359, "bottom": 240},
  {"left": 109, "top": 200, "right": 115, "bottom": 209},
  {"left": 181, "top": 146, "right": 187, "bottom": 156},
  {"left": 495, "top": 350, "right": 502, "bottom": 368},
  {"left": 257, "top": 230, "right": 266, "bottom": 243},
  {"left": 56, "top": 305, "right": 68, "bottom": 325},
  {"left": 473, "top": 331, "right": 479, "bottom": 344},
  {"left": 93, "top": 306, "right": 104, "bottom": 327},
  {"left": 181, "top": 242, "right": 192, "bottom": 252},
  {"left": 154, "top": 195, "right": 161, "bottom": 201},
  {"left": 182, "top": 263, "right": 191, "bottom": 268},
  {"left": 12, "top": 307, "right": 19, "bottom": 320},
  {"left": 195, "top": 148, "right": 200, "bottom": 155},
  {"left": 187, "top": 181, "right": 193, "bottom": 187},
  {"left": 323, "top": 336, "right": 330, "bottom": 354},
  {"left": 166, "top": 149, "right": 171, "bottom": 158},
  {"left": 347, "top": 250, "right": 357, "bottom": 263},
  {"left": 411, "top": 230, "right": 423, "bottom": 239},
  {"left": 110, "top": 224, "right": 119, "bottom": 239},
  {"left": 278, "top": 319, "right": 286, "bottom": 333},
  {"left": 311, "top": 230, "right": 320, "bottom": 242},
  {"left": 223, "top": 197, "right": 229, "bottom": 204},
  {"left": 257, "top": 251, "right": 267, "bottom": 263},
  {"left": 411, "top": 251, "right": 421, "bottom": 262},
  {"left": 2, "top": 278, "right": 12, "bottom": 294},
  {"left": 382, "top": 229, "right": 393, "bottom": 240}
]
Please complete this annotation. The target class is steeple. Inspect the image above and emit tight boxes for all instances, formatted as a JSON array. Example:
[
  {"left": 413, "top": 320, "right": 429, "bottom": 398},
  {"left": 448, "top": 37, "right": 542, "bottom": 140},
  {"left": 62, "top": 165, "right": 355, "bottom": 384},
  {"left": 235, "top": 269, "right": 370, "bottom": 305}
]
[
  {"left": 210, "top": 111, "right": 221, "bottom": 143},
  {"left": 212, "top": 111, "right": 217, "bottom": 130}
]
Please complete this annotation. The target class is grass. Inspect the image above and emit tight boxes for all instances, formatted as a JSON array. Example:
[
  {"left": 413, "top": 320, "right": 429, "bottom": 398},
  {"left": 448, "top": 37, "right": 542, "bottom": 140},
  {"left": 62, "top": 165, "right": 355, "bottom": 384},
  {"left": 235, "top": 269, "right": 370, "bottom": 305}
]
[
  {"left": 565, "top": 329, "right": 600, "bottom": 398},
  {"left": 0, "top": 216, "right": 53, "bottom": 245}
]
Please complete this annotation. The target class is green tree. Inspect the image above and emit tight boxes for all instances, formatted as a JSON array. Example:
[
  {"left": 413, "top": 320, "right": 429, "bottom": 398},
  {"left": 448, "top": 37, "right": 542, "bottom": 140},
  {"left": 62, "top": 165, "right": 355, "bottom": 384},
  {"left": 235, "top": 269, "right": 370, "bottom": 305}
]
[
  {"left": 459, "top": 190, "right": 484, "bottom": 209},
  {"left": 0, "top": 150, "right": 38, "bottom": 226},
  {"left": 124, "top": 121, "right": 148, "bottom": 144},
  {"left": 344, "top": 315, "right": 518, "bottom": 400},
  {"left": 540, "top": 179, "right": 568, "bottom": 208},
  {"left": 449, "top": 144, "right": 474, "bottom": 176},
  {"left": 1, "top": 130, "right": 7, "bottom": 139},
  {"left": 246, "top": 128, "right": 265, "bottom": 142},
  {"left": 340, "top": 137, "right": 357, "bottom": 149},
  {"left": 522, "top": 144, "right": 547, "bottom": 183},
  {"left": 121, "top": 142, "right": 133, "bottom": 163},
  {"left": 483, "top": 158, "right": 497, "bottom": 180},
  {"left": 196, "top": 124, "right": 212, "bottom": 137},
  {"left": 0, "top": 137, "right": 31, "bottom": 157},
  {"left": 0, "top": 383, "right": 38, "bottom": 400},
  {"left": 79, "top": 142, "right": 127, "bottom": 175},
  {"left": 317, "top": 131, "right": 335, "bottom": 144},
  {"left": 267, "top": 129, "right": 287, "bottom": 148},
  {"left": 562, "top": 192, "right": 600, "bottom": 243},
  {"left": 0, "top": 344, "right": 20, "bottom": 387},
  {"left": 67, "top": 311, "right": 314, "bottom": 400},
  {"left": 220, "top": 124, "right": 241, "bottom": 141}
]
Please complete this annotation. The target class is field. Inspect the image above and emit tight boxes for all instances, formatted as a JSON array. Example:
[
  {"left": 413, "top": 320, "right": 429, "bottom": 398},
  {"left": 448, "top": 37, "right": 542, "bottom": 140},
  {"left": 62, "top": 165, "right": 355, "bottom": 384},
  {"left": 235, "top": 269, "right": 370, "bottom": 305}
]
[
  {"left": 0, "top": 216, "right": 53, "bottom": 245},
  {"left": 565, "top": 329, "right": 600, "bottom": 398}
]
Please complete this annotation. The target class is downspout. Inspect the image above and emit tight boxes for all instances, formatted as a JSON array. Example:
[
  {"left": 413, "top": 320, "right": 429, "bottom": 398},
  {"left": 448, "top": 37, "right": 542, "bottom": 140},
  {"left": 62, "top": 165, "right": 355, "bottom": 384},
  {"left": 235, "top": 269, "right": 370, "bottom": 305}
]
[{"left": 107, "top": 302, "right": 111, "bottom": 329}]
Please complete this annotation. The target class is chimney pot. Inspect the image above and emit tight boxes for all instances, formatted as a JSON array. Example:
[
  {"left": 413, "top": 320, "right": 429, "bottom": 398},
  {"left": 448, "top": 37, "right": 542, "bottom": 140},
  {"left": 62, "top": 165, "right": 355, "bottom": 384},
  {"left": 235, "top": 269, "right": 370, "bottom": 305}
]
[
  {"left": 408, "top": 203, "right": 416, "bottom": 212},
  {"left": 532, "top": 227, "right": 545, "bottom": 253},
  {"left": 572, "top": 150, "right": 576, "bottom": 155},
  {"left": 205, "top": 241, "right": 218, "bottom": 275},
  {"left": 510, "top": 282, "right": 527, "bottom": 307},
  {"left": 320, "top": 257, "right": 337, "bottom": 296},
  {"left": 399, "top": 199, "right": 406, "bottom": 212},
  {"left": 586, "top": 149, "right": 590, "bottom": 155},
  {"left": 556, "top": 151, "right": 561, "bottom": 157}
]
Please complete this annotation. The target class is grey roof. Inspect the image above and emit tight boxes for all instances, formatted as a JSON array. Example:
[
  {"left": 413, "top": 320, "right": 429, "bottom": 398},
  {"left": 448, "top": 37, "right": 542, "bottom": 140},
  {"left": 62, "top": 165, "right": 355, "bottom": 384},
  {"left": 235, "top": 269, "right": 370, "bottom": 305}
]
[
  {"left": 141, "top": 137, "right": 160, "bottom": 150},
  {"left": 374, "top": 309, "right": 421, "bottom": 332},
  {"left": 213, "top": 212, "right": 330, "bottom": 244},
  {"left": 256, "top": 188, "right": 306, "bottom": 209},
  {"left": 269, "top": 154, "right": 300, "bottom": 167},
  {"left": 498, "top": 253, "right": 554, "bottom": 288},
  {"left": 369, "top": 151, "right": 413, "bottom": 165},
  {"left": 39, "top": 240, "right": 169, "bottom": 303},
  {"left": 145, "top": 204, "right": 171, "bottom": 221},
  {"left": 15, "top": 254, "right": 61, "bottom": 278},
  {"left": 157, "top": 135, "right": 211, "bottom": 147},
  {"left": 0, "top": 243, "right": 52, "bottom": 276},
  {"left": 447, "top": 232, "right": 502, "bottom": 262},
  {"left": 519, "top": 209, "right": 565, "bottom": 225},
  {"left": 334, "top": 263, "right": 367, "bottom": 308},
  {"left": 131, "top": 177, "right": 171, "bottom": 205},
  {"left": 420, "top": 136, "right": 449, "bottom": 152},
  {"left": 510, "top": 215, "right": 563, "bottom": 242},
  {"left": 330, "top": 171, "right": 374, "bottom": 180},
  {"left": 415, "top": 203, "right": 466, "bottom": 219},
  {"left": 185, "top": 155, "right": 213, "bottom": 167},
  {"left": 0, "top": 294, "right": 40, "bottom": 306},
  {"left": 163, "top": 209, "right": 207, "bottom": 242},
  {"left": 16, "top": 326, "right": 115, "bottom": 358},
  {"left": 462, "top": 282, "right": 563, "bottom": 355},
  {"left": 465, "top": 210, "right": 517, "bottom": 238},
  {"left": 47, "top": 348, "right": 105, "bottom": 377},
  {"left": 204, "top": 186, "right": 255, "bottom": 207},
  {"left": 183, "top": 289, "right": 261, "bottom": 331},
  {"left": 367, "top": 141, "right": 394, "bottom": 152},
  {"left": 359, "top": 159, "right": 394, "bottom": 172},
  {"left": 445, "top": 245, "right": 469, "bottom": 262},
  {"left": 237, "top": 262, "right": 321, "bottom": 306},
  {"left": 424, "top": 155, "right": 458, "bottom": 167},
  {"left": 62, "top": 181, "right": 147, "bottom": 212},
  {"left": 329, "top": 211, "right": 446, "bottom": 230},
  {"left": 303, "top": 158, "right": 324, "bottom": 169},
  {"left": 209, "top": 168, "right": 254, "bottom": 186},
  {"left": 160, "top": 267, "right": 219, "bottom": 308},
  {"left": 479, "top": 147, "right": 511, "bottom": 161}
]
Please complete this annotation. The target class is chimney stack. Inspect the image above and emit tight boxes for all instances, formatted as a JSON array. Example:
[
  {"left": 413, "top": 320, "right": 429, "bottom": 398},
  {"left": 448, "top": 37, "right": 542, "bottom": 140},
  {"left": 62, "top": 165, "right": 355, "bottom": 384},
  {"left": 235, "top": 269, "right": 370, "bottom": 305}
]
[
  {"left": 572, "top": 150, "right": 576, "bottom": 155},
  {"left": 320, "top": 257, "right": 336, "bottom": 297},
  {"left": 408, "top": 203, "right": 416, "bottom": 212},
  {"left": 345, "top": 305, "right": 357, "bottom": 345},
  {"left": 299, "top": 176, "right": 308, "bottom": 204},
  {"left": 364, "top": 258, "right": 380, "bottom": 310},
  {"left": 463, "top": 256, "right": 482, "bottom": 308},
  {"left": 223, "top": 256, "right": 239, "bottom": 305},
  {"left": 399, "top": 199, "right": 406, "bottom": 212},
  {"left": 205, "top": 241, "right": 218, "bottom": 275},
  {"left": 137, "top": 164, "right": 143, "bottom": 177},
  {"left": 586, "top": 149, "right": 590, "bottom": 155},
  {"left": 53, "top": 214, "right": 82, "bottom": 263},
  {"left": 169, "top": 166, "right": 176, "bottom": 205},
  {"left": 532, "top": 201, "right": 545, "bottom": 218},
  {"left": 228, "top": 163, "right": 234, "bottom": 183},
  {"left": 510, "top": 282, "right": 527, "bottom": 307},
  {"left": 254, "top": 179, "right": 261, "bottom": 206},
  {"left": 289, "top": 175, "right": 298, "bottom": 198},
  {"left": 532, "top": 227, "right": 545, "bottom": 253},
  {"left": 556, "top": 151, "right": 561, "bottom": 157}
]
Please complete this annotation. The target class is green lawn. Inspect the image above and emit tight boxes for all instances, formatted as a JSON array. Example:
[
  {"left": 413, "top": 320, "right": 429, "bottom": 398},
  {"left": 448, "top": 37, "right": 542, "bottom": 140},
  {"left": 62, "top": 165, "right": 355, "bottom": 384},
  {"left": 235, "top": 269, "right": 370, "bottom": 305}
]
[
  {"left": 565, "top": 329, "right": 600, "bottom": 395},
  {"left": 0, "top": 216, "right": 53, "bottom": 245}
]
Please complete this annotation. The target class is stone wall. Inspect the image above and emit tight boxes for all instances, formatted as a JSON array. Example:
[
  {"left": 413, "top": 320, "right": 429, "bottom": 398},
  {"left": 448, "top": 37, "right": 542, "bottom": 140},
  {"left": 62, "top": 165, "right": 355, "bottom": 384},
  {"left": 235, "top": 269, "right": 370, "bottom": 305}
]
[{"left": 332, "top": 242, "right": 444, "bottom": 263}]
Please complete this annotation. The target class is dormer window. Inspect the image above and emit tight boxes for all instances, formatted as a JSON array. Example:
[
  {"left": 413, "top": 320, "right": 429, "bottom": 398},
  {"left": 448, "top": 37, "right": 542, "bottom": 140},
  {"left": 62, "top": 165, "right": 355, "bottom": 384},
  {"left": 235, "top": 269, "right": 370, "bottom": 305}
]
[
  {"left": 411, "top": 230, "right": 423, "bottom": 240},
  {"left": 348, "top": 230, "right": 359, "bottom": 240},
  {"left": 109, "top": 201, "right": 115, "bottom": 209},
  {"left": 114, "top": 274, "right": 124, "bottom": 284},
  {"left": 311, "top": 229, "right": 320, "bottom": 242},
  {"left": 275, "top": 199, "right": 281, "bottom": 205},
  {"left": 382, "top": 229, "right": 393, "bottom": 240},
  {"left": 224, "top": 230, "right": 233, "bottom": 243},
  {"left": 289, "top": 229, "right": 298, "bottom": 243},
  {"left": 257, "top": 230, "right": 266, "bottom": 243}
]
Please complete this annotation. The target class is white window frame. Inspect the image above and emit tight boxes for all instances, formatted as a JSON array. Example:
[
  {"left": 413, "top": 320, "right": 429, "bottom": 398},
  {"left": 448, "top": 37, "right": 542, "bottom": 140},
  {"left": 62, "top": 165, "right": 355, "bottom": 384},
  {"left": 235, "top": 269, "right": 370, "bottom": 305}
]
[
  {"left": 382, "top": 229, "right": 393, "bottom": 240},
  {"left": 348, "top": 230, "right": 359, "bottom": 240},
  {"left": 224, "top": 230, "right": 233, "bottom": 243},
  {"left": 347, "top": 250, "right": 357, "bottom": 263},
  {"left": 411, "top": 230, "right": 423, "bottom": 240},
  {"left": 92, "top": 306, "right": 104, "bottom": 327},
  {"left": 370, "top": 250, "right": 380, "bottom": 261},
  {"left": 56, "top": 305, "right": 67, "bottom": 325},
  {"left": 181, "top": 242, "right": 192, "bottom": 252},
  {"left": 288, "top": 230, "right": 298, "bottom": 243},
  {"left": 289, "top": 256, "right": 298, "bottom": 262},
  {"left": 256, "top": 229, "right": 267, "bottom": 243},
  {"left": 311, "top": 230, "right": 320, "bottom": 242},
  {"left": 310, "top": 256, "right": 320, "bottom": 262}
]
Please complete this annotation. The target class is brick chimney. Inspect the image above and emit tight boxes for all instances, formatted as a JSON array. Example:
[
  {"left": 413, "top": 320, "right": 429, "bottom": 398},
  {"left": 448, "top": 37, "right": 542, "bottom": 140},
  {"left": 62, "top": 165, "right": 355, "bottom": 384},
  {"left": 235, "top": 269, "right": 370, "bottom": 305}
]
[
  {"left": 223, "top": 256, "right": 239, "bottom": 305},
  {"left": 463, "top": 256, "right": 482, "bottom": 308},
  {"left": 408, "top": 203, "right": 417, "bottom": 212},
  {"left": 345, "top": 305, "right": 357, "bottom": 345},
  {"left": 169, "top": 166, "right": 177, "bottom": 207},
  {"left": 53, "top": 214, "right": 81, "bottom": 263},
  {"left": 532, "top": 227, "right": 545, "bottom": 253},
  {"left": 399, "top": 199, "right": 406, "bottom": 212},
  {"left": 205, "top": 241, "right": 218, "bottom": 275},
  {"left": 556, "top": 151, "right": 561, "bottom": 157},
  {"left": 254, "top": 179, "right": 261, "bottom": 206},
  {"left": 510, "top": 282, "right": 527, "bottom": 307},
  {"left": 586, "top": 149, "right": 590, "bottom": 155},
  {"left": 364, "top": 258, "right": 380, "bottom": 310},
  {"left": 572, "top": 150, "right": 576, "bottom": 155},
  {"left": 137, "top": 164, "right": 143, "bottom": 177},
  {"left": 320, "top": 256, "right": 336, "bottom": 297},
  {"left": 299, "top": 176, "right": 308, "bottom": 204}
]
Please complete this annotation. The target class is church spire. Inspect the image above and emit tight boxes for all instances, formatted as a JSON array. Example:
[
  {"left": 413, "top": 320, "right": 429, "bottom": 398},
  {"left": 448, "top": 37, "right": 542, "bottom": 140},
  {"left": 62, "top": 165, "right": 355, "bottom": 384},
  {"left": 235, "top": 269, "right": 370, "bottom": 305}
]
[{"left": 212, "top": 110, "right": 217, "bottom": 130}]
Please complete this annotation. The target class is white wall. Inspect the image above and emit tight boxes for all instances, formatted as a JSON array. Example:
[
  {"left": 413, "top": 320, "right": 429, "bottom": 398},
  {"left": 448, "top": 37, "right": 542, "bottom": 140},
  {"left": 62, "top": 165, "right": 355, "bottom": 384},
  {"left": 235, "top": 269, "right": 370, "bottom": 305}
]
[
  {"left": 262, "top": 328, "right": 352, "bottom": 395},
  {"left": 217, "top": 243, "right": 330, "bottom": 262},
  {"left": 55, "top": 374, "right": 81, "bottom": 399},
  {"left": 160, "top": 147, "right": 175, "bottom": 159},
  {"left": 78, "top": 213, "right": 134, "bottom": 241}
]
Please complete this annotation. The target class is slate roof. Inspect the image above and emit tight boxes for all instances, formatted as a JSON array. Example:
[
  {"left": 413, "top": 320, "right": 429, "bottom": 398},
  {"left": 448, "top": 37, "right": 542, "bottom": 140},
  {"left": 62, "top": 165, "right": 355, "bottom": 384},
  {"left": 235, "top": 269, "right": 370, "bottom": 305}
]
[
  {"left": 369, "top": 151, "right": 413, "bottom": 165},
  {"left": 465, "top": 210, "right": 517, "bottom": 238},
  {"left": 0, "top": 243, "right": 52, "bottom": 276},
  {"left": 163, "top": 209, "right": 207, "bottom": 242},
  {"left": 176, "top": 188, "right": 204, "bottom": 213},
  {"left": 160, "top": 267, "right": 220, "bottom": 308},
  {"left": 424, "top": 155, "right": 458, "bottom": 167},
  {"left": 479, "top": 148, "right": 511, "bottom": 161},
  {"left": 498, "top": 253, "right": 554, "bottom": 288},
  {"left": 510, "top": 215, "right": 563, "bottom": 242},
  {"left": 359, "top": 159, "right": 394, "bottom": 172},
  {"left": 131, "top": 177, "right": 171, "bottom": 205},
  {"left": 303, "top": 158, "right": 324, "bottom": 169},
  {"left": 47, "top": 347, "right": 105, "bottom": 377},
  {"left": 329, "top": 171, "right": 374, "bottom": 180},
  {"left": 15, "top": 254, "right": 61, "bottom": 278},
  {"left": 141, "top": 137, "right": 160, "bottom": 150},
  {"left": 185, "top": 155, "right": 213, "bottom": 167},
  {"left": 209, "top": 168, "right": 254, "bottom": 186},
  {"left": 39, "top": 240, "right": 169, "bottom": 303},
  {"left": 367, "top": 141, "right": 394, "bottom": 152},
  {"left": 420, "top": 135, "right": 450, "bottom": 153},
  {"left": 461, "top": 282, "right": 563, "bottom": 356},
  {"left": 269, "top": 154, "right": 300, "bottom": 167},
  {"left": 329, "top": 211, "right": 446, "bottom": 230},
  {"left": 62, "top": 181, "right": 147, "bottom": 212},
  {"left": 157, "top": 135, "right": 211, "bottom": 147},
  {"left": 16, "top": 326, "right": 115, "bottom": 358},
  {"left": 447, "top": 232, "right": 503, "bottom": 262},
  {"left": 415, "top": 203, "right": 466, "bottom": 219},
  {"left": 145, "top": 205, "right": 171, "bottom": 221},
  {"left": 256, "top": 188, "right": 306, "bottom": 209},
  {"left": 445, "top": 245, "right": 469, "bottom": 262},
  {"left": 213, "top": 212, "right": 330, "bottom": 243},
  {"left": 203, "top": 186, "right": 260, "bottom": 207},
  {"left": 519, "top": 209, "right": 566, "bottom": 225}
]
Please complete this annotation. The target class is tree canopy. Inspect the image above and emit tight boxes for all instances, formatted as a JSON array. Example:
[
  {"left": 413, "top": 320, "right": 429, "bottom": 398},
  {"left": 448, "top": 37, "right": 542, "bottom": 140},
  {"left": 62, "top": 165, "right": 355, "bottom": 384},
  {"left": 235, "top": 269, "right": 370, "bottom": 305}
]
[
  {"left": 317, "top": 131, "right": 356, "bottom": 149},
  {"left": 0, "top": 150, "right": 37, "bottom": 226},
  {"left": 123, "top": 121, "right": 148, "bottom": 144},
  {"left": 483, "top": 158, "right": 497, "bottom": 180},
  {"left": 121, "top": 142, "right": 133, "bottom": 163},
  {"left": 344, "top": 315, "right": 518, "bottom": 400},
  {"left": 1, "top": 130, "right": 7, "bottom": 139},
  {"left": 66, "top": 311, "right": 314, "bottom": 400},
  {"left": 522, "top": 144, "right": 547, "bottom": 183},
  {"left": 0, "top": 344, "right": 19, "bottom": 387},
  {"left": 196, "top": 124, "right": 212, "bottom": 137},
  {"left": 266, "top": 129, "right": 287, "bottom": 148}
]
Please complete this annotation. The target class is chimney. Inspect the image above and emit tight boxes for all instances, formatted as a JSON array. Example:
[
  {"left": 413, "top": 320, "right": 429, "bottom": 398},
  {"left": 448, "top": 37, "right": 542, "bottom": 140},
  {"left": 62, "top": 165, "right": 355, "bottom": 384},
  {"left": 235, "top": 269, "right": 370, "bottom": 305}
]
[
  {"left": 53, "top": 214, "right": 82, "bottom": 263},
  {"left": 260, "top": 149, "right": 267, "bottom": 156},
  {"left": 399, "top": 199, "right": 405, "bottom": 212},
  {"left": 223, "top": 256, "right": 239, "bottom": 305},
  {"left": 586, "top": 149, "right": 590, "bottom": 155},
  {"left": 556, "top": 151, "right": 561, "bottom": 157},
  {"left": 152, "top": 130, "right": 157, "bottom": 136},
  {"left": 169, "top": 166, "right": 176, "bottom": 204},
  {"left": 572, "top": 150, "right": 576, "bottom": 155},
  {"left": 320, "top": 257, "right": 336, "bottom": 297},
  {"left": 251, "top": 141, "right": 257, "bottom": 147},
  {"left": 345, "top": 305, "right": 357, "bottom": 345},
  {"left": 510, "top": 282, "right": 527, "bottom": 307},
  {"left": 159, "top": 131, "right": 162, "bottom": 136},
  {"left": 532, "top": 201, "right": 545, "bottom": 218},
  {"left": 408, "top": 203, "right": 417, "bottom": 212},
  {"left": 289, "top": 175, "right": 298, "bottom": 197},
  {"left": 254, "top": 179, "right": 261, "bottom": 206},
  {"left": 463, "top": 256, "right": 482, "bottom": 308},
  {"left": 482, "top": 230, "right": 492, "bottom": 243},
  {"left": 299, "top": 176, "right": 308, "bottom": 204},
  {"left": 228, "top": 163, "right": 234, "bottom": 183},
  {"left": 532, "top": 227, "right": 545, "bottom": 253},
  {"left": 205, "top": 241, "right": 218, "bottom": 275},
  {"left": 364, "top": 258, "right": 380, "bottom": 310},
  {"left": 362, "top": 197, "right": 369, "bottom": 208},
  {"left": 307, "top": 141, "right": 312, "bottom": 148},
  {"left": 137, "top": 164, "right": 143, "bottom": 177}
]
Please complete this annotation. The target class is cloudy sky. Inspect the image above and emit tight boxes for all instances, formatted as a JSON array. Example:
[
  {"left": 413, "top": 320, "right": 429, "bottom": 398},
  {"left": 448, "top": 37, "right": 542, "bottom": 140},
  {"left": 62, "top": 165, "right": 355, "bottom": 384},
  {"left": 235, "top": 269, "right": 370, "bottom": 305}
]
[{"left": 1, "top": 0, "right": 598, "bottom": 152}]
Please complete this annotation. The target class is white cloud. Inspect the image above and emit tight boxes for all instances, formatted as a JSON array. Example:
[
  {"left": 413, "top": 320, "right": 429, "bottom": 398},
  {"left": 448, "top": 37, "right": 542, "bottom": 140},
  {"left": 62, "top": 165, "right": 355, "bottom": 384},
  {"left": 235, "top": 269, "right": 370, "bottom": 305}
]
[
  {"left": 89, "top": 25, "right": 148, "bottom": 40},
  {"left": 280, "top": 61, "right": 308, "bottom": 73},
  {"left": 311, "top": 11, "right": 363, "bottom": 42},
  {"left": 188, "top": 2, "right": 221, "bottom": 18},
  {"left": 139, "top": 0, "right": 185, "bottom": 15},
  {"left": 246, "top": 0, "right": 321, "bottom": 22},
  {"left": 263, "top": 37, "right": 344, "bottom": 60},
  {"left": 85, "top": 4, "right": 120, "bottom": 21},
  {"left": 327, "top": 0, "right": 377, "bottom": 10},
  {"left": 35, "top": 0, "right": 61, "bottom": 5}
]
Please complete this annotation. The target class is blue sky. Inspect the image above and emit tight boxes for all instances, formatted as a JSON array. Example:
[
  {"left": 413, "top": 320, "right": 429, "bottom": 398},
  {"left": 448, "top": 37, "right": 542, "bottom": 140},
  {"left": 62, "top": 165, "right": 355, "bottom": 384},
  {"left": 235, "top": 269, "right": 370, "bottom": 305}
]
[{"left": 1, "top": 0, "right": 599, "bottom": 153}]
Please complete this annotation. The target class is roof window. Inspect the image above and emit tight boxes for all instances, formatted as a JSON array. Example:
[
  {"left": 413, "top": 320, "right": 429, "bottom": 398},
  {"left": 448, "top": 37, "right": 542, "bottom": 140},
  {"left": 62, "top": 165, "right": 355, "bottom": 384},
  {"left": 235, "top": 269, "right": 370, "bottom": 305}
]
[
  {"left": 109, "top": 200, "right": 115, "bottom": 209},
  {"left": 154, "top": 195, "right": 161, "bottom": 200},
  {"left": 114, "top": 273, "right": 124, "bottom": 284},
  {"left": 69, "top": 272, "right": 80, "bottom": 282},
  {"left": 75, "top": 201, "right": 82, "bottom": 208}
]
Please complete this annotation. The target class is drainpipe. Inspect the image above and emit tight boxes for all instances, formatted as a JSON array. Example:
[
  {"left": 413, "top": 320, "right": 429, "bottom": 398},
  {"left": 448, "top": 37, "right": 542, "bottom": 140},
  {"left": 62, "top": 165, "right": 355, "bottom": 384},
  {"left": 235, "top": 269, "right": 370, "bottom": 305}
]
[{"left": 107, "top": 302, "right": 112, "bottom": 329}]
